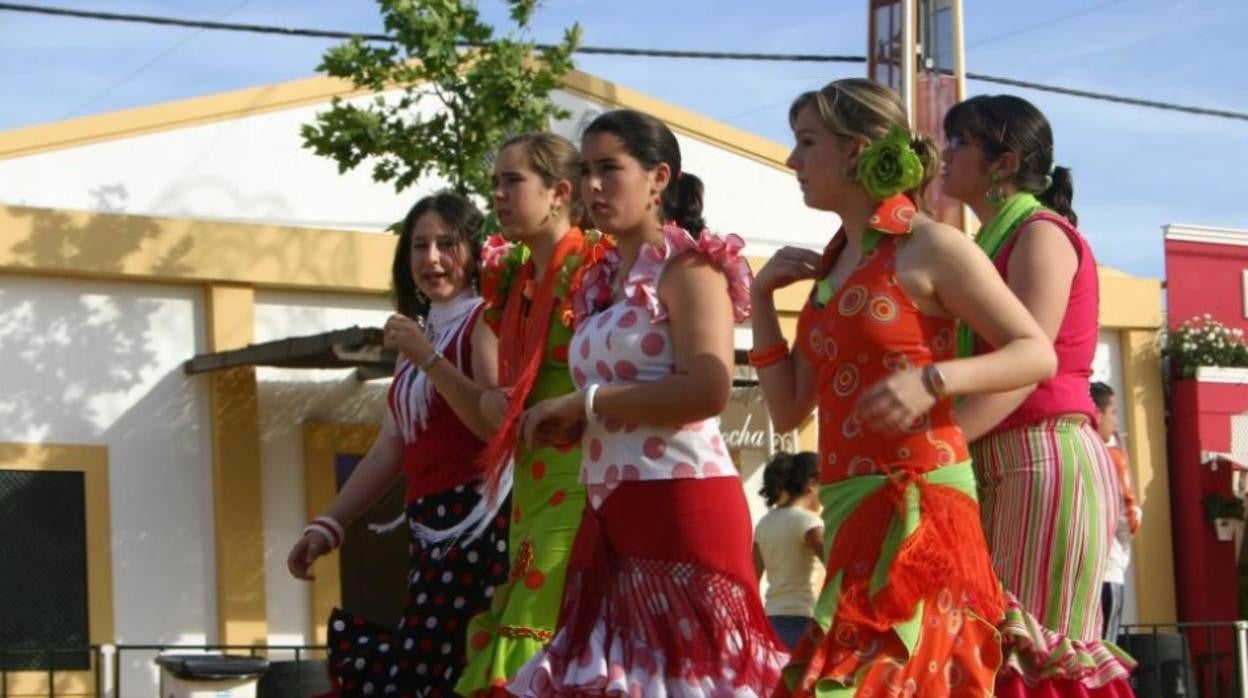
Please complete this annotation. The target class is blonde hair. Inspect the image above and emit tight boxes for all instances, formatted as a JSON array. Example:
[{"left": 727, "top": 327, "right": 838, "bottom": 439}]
[
  {"left": 499, "top": 132, "right": 585, "bottom": 221},
  {"left": 789, "top": 78, "right": 939, "bottom": 208}
]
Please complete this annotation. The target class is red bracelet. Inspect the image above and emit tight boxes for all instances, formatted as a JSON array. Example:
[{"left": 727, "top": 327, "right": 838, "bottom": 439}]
[{"left": 748, "top": 341, "right": 789, "bottom": 369}]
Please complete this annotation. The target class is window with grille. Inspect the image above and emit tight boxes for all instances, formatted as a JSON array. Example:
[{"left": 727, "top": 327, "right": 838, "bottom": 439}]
[{"left": 0, "top": 469, "right": 91, "bottom": 671}]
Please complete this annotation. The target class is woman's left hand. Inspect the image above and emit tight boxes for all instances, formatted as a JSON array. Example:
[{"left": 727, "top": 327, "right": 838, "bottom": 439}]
[
  {"left": 383, "top": 313, "right": 434, "bottom": 363},
  {"left": 519, "top": 392, "right": 585, "bottom": 448},
  {"left": 856, "top": 368, "right": 937, "bottom": 436}
]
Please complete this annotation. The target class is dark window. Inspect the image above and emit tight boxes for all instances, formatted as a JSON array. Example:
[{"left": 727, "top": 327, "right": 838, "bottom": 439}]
[
  {"left": 334, "top": 454, "right": 407, "bottom": 627},
  {"left": 0, "top": 469, "right": 90, "bottom": 671}
]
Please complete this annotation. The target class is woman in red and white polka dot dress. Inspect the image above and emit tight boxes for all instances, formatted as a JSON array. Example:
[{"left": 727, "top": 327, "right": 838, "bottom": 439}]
[{"left": 509, "top": 109, "right": 787, "bottom": 697}]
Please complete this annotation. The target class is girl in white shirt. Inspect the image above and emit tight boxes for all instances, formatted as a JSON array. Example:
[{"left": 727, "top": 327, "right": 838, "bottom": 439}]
[{"left": 753, "top": 451, "right": 825, "bottom": 650}]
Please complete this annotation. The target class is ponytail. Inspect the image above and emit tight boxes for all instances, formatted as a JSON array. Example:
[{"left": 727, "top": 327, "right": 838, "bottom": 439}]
[
  {"left": 1038, "top": 165, "right": 1077, "bottom": 226},
  {"left": 661, "top": 172, "right": 706, "bottom": 236},
  {"left": 907, "top": 133, "right": 941, "bottom": 210}
]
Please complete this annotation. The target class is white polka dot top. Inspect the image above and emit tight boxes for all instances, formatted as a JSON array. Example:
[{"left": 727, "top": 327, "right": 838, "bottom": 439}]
[{"left": 568, "top": 224, "right": 753, "bottom": 509}]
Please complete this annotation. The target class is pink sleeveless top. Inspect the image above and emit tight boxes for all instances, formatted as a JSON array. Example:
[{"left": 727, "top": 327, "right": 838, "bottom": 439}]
[{"left": 980, "top": 210, "right": 1099, "bottom": 433}]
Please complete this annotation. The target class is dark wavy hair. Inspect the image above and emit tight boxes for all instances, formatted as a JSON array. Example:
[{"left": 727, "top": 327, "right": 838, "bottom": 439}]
[
  {"left": 943, "top": 94, "right": 1077, "bottom": 225},
  {"left": 759, "top": 451, "right": 819, "bottom": 508},
  {"left": 392, "top": 192, "right": 485, "bottom": 320},
  {"left": 583, "top": 109, "right": 706, "bottom": 236},
  {"left": 1090, "top": 381, "right": 1114, "bottom": 411}
]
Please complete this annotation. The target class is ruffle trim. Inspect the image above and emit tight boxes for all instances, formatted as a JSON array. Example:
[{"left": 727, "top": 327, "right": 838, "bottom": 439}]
[
  {"left": 509, "top": 557, "right": 786, "bottom": 697},
  {"left": 996, "top": 670, "right": 1136, "bottom": 698},
  {"left": 998, "top": 592, "right": 1136, "bottom": 689},
  {"left": 623, "top": 223, "right": 752, "bottom": 325}
]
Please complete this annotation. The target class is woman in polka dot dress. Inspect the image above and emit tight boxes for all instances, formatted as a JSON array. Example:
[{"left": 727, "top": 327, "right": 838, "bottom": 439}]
[
  {"left": 751, "top": 79, "right": 1057, "bottom": 696},
  {"left": 509, "top": 109, "right": 788, "bottom": 697},
  {"left": 286, "top": 193, "right": 510, "bottom": 698},
  {"left": 455, "top": 133, "right": 613, "bottom": 697}
]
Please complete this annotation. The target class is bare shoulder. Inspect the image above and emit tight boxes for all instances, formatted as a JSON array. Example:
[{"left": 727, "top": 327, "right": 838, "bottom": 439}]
[
  {"left": 662, "top": 248, "right": 728, "bottom": 286},
  {"left": 906, "top": 214, "right": 977, "bottom": 259},
  {"left": 1013, "top": 217, "right": 1076, "bottom": 255}
]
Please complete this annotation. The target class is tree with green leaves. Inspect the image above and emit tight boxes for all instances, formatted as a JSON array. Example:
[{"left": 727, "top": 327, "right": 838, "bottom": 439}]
[{"left": 302, "top": 0, "right": 581, "bottom": 200}]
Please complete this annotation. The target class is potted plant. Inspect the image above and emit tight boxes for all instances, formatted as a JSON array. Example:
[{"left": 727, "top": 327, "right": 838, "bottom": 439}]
[
  {"left": 1202, "top": 492, "right": 1246, "bottom": 542},
  {"left": 1165, "top": 314, "right": 1248, "bottom": 378}
]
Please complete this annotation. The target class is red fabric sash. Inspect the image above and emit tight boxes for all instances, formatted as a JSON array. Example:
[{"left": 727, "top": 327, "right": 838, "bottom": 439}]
[{"left": 478, "top": 228, "right": 586, "bottom": 498}]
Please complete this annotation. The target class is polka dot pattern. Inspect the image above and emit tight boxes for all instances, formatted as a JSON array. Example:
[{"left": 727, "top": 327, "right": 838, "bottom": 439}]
[
  {"left": 327, "top": 487, "right": 510, "bottom": 696},
  {"left": 567, "top": 262, "right": 738, "bottom": 504}
]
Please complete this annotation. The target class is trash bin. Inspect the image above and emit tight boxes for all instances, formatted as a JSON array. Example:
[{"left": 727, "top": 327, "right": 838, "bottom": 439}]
[
  {"left": 156, "top": 653, "right": 270, "bottom": 698},
  {"left": 255, "top": 659, "right": 331, "bottom": 698},
  {"left": 1120, "top": 633, "right": 1200, "bottom": 698}
]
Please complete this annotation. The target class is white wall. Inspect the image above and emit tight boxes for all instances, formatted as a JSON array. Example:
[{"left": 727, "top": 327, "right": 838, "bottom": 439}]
[
  {"left": 0, "top": 273, "right": 216, "bottom": 690},
  {"left": 0, "top": 94, "right": 448, "bottom": 232},
  {"left": 1092, "top": 329, "right": 1139, "bottom": 626},
  {"left": 253, "top": 290, "right": 393, "bottom": 645},
  {"left": 551, "top": 91, "right": 834, "bottom": 256},
  {"left": 0, "top": 85, "right": 834, "bottom": 257}
]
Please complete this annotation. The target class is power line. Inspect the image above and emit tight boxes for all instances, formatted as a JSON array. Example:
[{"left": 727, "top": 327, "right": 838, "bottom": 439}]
[
  {"left": 0, "top": 3, "right": 864, "bottom": 63},
  {"left": 62, "top": 0, "right": 255, "bottom": 118},
  {"left": 1, "top": 2, "right": 1245, "bottom": 122},
  {"left": 968, "top": 0, "right": 1133, "bottom": 48},
  {"left": 964, "top": 72, "right": 1248, "bottom": 121}
]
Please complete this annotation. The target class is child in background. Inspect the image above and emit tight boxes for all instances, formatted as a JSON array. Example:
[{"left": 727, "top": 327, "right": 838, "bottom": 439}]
[{"left": 753, "top": 451, "right": 825, "bottom": 651}]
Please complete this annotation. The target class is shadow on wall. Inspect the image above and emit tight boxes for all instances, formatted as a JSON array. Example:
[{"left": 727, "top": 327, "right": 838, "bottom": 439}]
[
  {"left": 257, "top": 373, "right": 388, "bottom": 438},
  {"left": 0, "top": 189, "right": 220, "bottom": 691},
  {"left": 0, "top": 189, "right": 178, "bottom": 442}
]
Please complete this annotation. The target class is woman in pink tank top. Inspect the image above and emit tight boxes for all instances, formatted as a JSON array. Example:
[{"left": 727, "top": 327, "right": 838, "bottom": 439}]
[{"left": 941, "top": 95, "right": 1134, "bottom": 697}]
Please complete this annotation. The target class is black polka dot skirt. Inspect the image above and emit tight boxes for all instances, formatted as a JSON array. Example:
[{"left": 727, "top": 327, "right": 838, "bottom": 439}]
[{"left": 327, "top": 483, "right": 511, "bottom": 697}]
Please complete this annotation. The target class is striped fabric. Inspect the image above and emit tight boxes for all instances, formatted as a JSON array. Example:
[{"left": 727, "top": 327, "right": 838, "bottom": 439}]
[{"left": 972, "top": 416, "right": 1119, "bottom": 643}]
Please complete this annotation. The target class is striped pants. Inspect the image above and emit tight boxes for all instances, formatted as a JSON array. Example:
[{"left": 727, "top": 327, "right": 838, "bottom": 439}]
[{"left": 971, "top": 416, "right": 1121, "bottom": 644}]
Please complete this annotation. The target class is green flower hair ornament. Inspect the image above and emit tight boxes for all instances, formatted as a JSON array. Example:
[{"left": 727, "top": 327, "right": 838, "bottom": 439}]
[{"left": 856, "top": 127, "right": 926, "bottom": 201}]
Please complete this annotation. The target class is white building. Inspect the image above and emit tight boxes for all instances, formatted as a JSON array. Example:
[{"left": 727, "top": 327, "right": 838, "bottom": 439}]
[{"left": 0, "top": 68, "right": 1169, "bottom": 697}]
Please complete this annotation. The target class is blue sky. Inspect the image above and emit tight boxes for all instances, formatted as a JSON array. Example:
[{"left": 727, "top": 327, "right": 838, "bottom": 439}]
[{"left": 1, "top": 0, "right": 1245, "bottom": 279}]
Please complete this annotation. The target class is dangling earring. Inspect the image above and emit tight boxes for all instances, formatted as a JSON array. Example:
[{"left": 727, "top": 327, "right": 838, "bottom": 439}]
[
  {"left": 415, "top": 289, "right": 429, "bottom": 306},
  {"left": 987, "top": 171, "right": 1006, "bottom": 208},
  {"left": 549, "top": 203, "right": 561, "bottom": 220}
]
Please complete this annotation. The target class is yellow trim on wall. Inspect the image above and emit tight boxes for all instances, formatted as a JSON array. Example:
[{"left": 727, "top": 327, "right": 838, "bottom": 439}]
[
  {"left": 1099, "top": 271, "right": 1163, "bottom": 330},
  {"left": 1120, "top": 328, "right": 1177, "bottom": 621},
  {"left": 206, "top": 285, "right": 268, "bottom": 646},
  {"left": 0, "top": 442, "right": 112, "bottom": 698},
  {"left": 560, "top": 71, "right": 790, "bottom": 171},
  {"left": 0, "top": 74, "right": 361, "bottom": 160},
  {"left": 302, "top": 421, "right": 382, "bottom": 645},
  {"left": 0, "top": 205, "right": 395, "bottom": 295}
]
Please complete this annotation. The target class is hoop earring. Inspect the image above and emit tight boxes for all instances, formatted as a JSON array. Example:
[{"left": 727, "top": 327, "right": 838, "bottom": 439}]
[{"left": 987, "top": 171, "right": 1006, "bottom": 208}]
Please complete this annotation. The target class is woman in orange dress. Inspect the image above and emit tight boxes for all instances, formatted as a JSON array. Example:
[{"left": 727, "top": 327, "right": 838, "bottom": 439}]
[{"left": 751, "top": 78, "right": 1056, "bottom": 696}]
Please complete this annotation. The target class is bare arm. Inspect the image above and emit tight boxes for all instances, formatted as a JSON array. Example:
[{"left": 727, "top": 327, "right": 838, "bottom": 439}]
[
  {"left": 855, "top": 222, "right": 1055, "bottom": 434},
  {"left": 590, "top": 252, "right": 736, "bottom": 426},
  {"left": 751, "top": 247, "right": 822, "bottom": 432},
  {"left": 927, "top": 221, "right": 1057, "bottom": 395},
  {"left": 384, "top": 312, "right": 501, "bottom": 441},
  {"left": 804, "top": 525, "right": 825, "bottom": 560},
  {"left": 322, "top": 412, "right": 406, "bottom": 526},
  {"left": 954, "top": 220, "right": 1078, "bottom": 440},
  {"left": 287, "top": 413, "right": 405, "bottom": 580}
]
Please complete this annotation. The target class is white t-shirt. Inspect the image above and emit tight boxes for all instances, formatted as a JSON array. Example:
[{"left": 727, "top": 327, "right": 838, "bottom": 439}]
[
  {"left": 755, "top": 506, "right": 825, "bottom": 617},
  {"left": 1103, "top": 505, "right": 1142, "bottom": 585}
]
